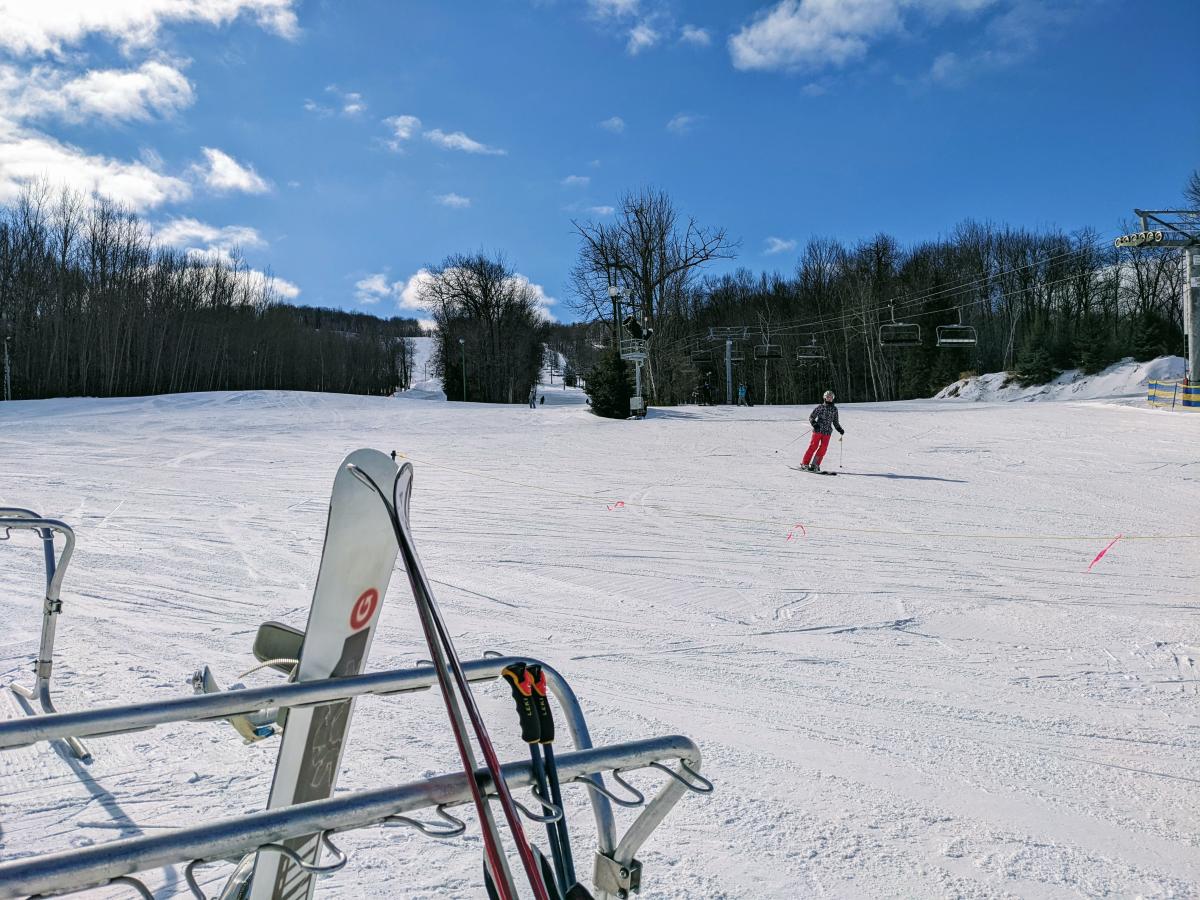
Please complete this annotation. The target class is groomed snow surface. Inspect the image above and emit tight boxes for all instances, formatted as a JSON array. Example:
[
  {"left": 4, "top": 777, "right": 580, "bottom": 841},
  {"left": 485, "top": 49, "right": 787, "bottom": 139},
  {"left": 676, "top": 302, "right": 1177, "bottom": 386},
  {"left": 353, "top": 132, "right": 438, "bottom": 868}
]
[{"left": 1, "top": 380, "right": 1198, "bottom": 898}]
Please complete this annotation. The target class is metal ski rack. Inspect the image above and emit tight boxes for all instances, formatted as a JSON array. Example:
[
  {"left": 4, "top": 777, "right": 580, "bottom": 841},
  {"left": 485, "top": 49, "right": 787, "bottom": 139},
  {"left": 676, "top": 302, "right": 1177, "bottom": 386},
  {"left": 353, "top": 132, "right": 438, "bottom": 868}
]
[
  {"left": 879, "top": 304, "right": 922, "bottom": 348},
  {"left": 0, "top": 507, "right": 90, "bottom": 761},
  {"left": 0, "top": 655, "right": 712, "bottom": 900}
]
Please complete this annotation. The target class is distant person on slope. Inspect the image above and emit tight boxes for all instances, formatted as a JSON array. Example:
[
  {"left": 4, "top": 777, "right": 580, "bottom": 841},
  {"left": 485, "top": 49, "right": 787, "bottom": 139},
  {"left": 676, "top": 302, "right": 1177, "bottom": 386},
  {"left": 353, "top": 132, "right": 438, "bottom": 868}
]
[{"left": 801, "top": 390, "right": 844, "bottom": 472}]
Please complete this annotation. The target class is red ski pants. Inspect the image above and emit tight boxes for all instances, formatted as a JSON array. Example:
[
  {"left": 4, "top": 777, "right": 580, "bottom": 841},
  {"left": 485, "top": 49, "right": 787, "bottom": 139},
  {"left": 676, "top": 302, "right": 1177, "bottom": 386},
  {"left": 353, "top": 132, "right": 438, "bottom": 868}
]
[{"left": 802, "top": 432, "right": 831, "bottom": 466}]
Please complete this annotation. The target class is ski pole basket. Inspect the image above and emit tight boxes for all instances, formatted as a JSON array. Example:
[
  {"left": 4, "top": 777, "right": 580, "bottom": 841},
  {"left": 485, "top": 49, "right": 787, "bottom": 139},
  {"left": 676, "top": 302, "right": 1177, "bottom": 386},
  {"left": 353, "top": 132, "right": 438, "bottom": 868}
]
[{"left": 0, "top": 508, "right": 90, "bottom": 761}]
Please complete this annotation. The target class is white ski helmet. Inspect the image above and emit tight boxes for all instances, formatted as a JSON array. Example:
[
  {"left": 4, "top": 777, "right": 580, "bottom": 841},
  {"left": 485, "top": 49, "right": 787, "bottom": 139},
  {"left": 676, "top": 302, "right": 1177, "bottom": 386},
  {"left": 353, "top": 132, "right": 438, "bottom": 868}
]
[{"left": 823, "top": 390, "right": 835, "bottom": 402}]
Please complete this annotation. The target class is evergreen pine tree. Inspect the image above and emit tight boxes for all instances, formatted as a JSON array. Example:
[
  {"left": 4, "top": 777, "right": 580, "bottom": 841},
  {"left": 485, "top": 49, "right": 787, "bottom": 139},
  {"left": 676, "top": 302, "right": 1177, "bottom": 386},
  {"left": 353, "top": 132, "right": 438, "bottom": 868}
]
[{"left": 583, "top": 350, "right": 633, "bottom": 418}]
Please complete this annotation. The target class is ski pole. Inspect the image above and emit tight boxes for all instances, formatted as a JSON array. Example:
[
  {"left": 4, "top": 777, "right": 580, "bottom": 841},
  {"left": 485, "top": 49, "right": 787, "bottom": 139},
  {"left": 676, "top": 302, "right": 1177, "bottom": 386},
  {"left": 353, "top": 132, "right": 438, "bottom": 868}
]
[
  {"left": 349, "top": 464, "right": 548, "bottom": 900},
  {"left": 529, "top": 664, "right": 578, "bottom": 889},
  {"left": 839, "top": 435, "right": 844, "bottom": 469},
  {"left": 773, "top": 428, "right": 811, "bottom": 454},
  {"left": 502, "top": 663, "right": 567, "bottom": 899}
]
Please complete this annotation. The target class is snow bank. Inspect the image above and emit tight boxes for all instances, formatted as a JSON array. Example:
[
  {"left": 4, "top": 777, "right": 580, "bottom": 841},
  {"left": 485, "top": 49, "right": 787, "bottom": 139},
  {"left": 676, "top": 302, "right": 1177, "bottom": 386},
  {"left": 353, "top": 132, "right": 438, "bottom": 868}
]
[{"left": 935, "top": 355, "right": 1185, "bottom": 404}]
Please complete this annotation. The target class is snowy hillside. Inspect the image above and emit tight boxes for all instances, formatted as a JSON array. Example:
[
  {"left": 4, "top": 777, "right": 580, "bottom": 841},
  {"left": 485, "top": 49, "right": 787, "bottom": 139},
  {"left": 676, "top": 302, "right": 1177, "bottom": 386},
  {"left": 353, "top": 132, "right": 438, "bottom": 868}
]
[
  {"left": 2, "top": 393, "right": 1199, "bottom": 898},
  {"left": 397, "top": 337, "right": 588, "bottom": 406},
  {"left": 936, "top": 355, "right": 1185, "bottom": 404},
  {"left": 398, "top": 335, "right": 445, "bottom": 401}
]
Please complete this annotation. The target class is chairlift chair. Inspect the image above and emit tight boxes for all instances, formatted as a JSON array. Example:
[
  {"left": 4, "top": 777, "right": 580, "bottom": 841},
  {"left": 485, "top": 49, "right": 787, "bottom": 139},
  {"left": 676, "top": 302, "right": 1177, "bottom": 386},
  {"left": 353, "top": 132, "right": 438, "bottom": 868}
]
[
  {"left": 689, "top": 349, "right": 713, "bottom": 363},
  {"left": 794, "top": 336, "right": 826, "bottom": 361},
  {"left": 879, "top": 304, "right": 922, "bottom": 348},
  {"left": 753, "top": 344, "right": 782, "bottom": 360},
  {"left": 936, "top": 309, "right": 977, "bottom": 348},
  {"left": 729, "top": 351, "right": 745, "bottom": 363}
]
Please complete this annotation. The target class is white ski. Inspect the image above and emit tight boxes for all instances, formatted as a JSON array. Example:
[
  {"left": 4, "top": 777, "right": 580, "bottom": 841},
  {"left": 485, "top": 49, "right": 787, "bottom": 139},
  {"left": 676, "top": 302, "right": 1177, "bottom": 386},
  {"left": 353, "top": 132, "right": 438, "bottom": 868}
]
[{"left": 246, "top": 449, "right": 401, "bottom": 900}]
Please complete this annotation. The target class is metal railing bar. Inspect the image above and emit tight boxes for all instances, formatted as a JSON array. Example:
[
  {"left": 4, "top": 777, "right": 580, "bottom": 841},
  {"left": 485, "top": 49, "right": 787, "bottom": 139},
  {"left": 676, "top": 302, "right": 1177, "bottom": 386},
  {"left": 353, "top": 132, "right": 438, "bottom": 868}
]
[{"left": 0, "top": 735, "right": 699, "bottom": 900}]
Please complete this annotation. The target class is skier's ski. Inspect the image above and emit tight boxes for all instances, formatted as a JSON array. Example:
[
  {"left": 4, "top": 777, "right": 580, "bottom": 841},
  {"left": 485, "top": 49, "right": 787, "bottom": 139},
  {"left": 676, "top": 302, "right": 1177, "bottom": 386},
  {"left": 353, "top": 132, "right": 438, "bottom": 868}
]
[
  {"left": 246, "top": 449, "right": 402, "bottom": 900},
  {"left": 348, "top": 460, "right": 550, "bottom": 900},
  {"left": 787, "top": 465, "right": 837, "bottom": 476}
]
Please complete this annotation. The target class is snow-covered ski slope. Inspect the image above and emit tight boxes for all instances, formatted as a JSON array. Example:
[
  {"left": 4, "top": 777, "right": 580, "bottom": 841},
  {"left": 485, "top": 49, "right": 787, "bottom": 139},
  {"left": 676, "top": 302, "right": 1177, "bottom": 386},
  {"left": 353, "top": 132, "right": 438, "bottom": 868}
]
[
  {"left": 936, "top": 356, "right": 1185, "bottom": 404},
  {"left": 399, "top": 336, "right": 446, "bottom": 400},
  {"left": 1, "top": 391, "right": 1198, "bottom": 898}
]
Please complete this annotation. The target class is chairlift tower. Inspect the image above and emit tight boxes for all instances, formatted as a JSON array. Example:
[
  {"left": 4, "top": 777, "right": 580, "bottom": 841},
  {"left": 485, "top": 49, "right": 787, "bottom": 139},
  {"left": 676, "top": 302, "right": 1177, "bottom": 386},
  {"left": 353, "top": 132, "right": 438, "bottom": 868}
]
[
  {"left": 707, "top": 326, "right": 749, "bottom": 404},
  {"left": 1118, "top": 210, "right": 1200, "bottom": 382},
  {"left": 611, "top": 285, "right": 648, "bottom": 417}
]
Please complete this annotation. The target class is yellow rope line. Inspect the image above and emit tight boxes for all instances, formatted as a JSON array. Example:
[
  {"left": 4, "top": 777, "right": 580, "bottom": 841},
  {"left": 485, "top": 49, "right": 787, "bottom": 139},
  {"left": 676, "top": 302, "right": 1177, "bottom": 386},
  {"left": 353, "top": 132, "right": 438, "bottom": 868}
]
[{"left": 394, "top": 452, "right": 1200, "bottom": 544}]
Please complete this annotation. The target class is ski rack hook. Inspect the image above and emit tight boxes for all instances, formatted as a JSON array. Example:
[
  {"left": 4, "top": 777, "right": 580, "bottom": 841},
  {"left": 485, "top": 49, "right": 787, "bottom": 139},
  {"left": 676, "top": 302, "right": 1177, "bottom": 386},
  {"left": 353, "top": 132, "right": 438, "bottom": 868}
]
[
  {"left": 513, "top": 791, "right": 564, "bottom": 824},
  {"left": 185, "top": 831, "right": 348, "bottom": 899},
  {"left": 649, "top": 759, "right": 714, "bottom": 794},
  {"left": 383, "top": 803, "right": 468, "bottom": 838},
  {"left": 572, "top": 771, "right": 646, "bottom": 808}
]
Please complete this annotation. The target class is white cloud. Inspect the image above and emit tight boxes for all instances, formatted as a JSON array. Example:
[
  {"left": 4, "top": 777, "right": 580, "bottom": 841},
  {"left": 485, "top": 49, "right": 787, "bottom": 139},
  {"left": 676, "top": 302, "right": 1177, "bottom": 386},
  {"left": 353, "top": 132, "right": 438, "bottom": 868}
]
[
  {"left": 680, "top": 24, "right": 712, "bottom": 46},
  {"left": 666, "top": 113, "right": 700, "bottom": 134},
  {"left": 355, "top": 272, "right": 391, "bottom": 305},
  {"left": 588, "top": 0, "right": 639, "bottom": 17},
  {"left": 192, "top": 147, "right": 270, "bottom": 194},
  {"left": 512, "top": 272, "right": 558, "bottom": 322},
  {"left": 156, "top": 217, "right": 265, "bottom": 251},
  {"left": 0, "top": 61, "right": 193, "bottom": 125},
  {"left": 561, "top": 175, "right": 590, "bottom": 188},
  {"left": 180, "top": 242, "right": 299, "bottom": 300},
  {"left": 321, "top": 84, "right": 366, "bottom": 116},
  {"left": 626, "top": 22, "right": 659, "bottom": 55},
  {"left": 599, "top": 115, "right": 626, "bottom": 134},
  {"left": 729, "top": 0, "right": 998, "bottom": 73},
  {"left": 0, "top": 0, "right": 301, "bottom": 56},
  {"left": 382, "top": 114, "right": 422, "bottom": 151},
  {"left": 587, "top": 205, "right": 615, "bottom": 216},
  {"left": 0, "top": 117, "right": 190, "bottom": 209},
  {"left": 396, "top": 269, "right": 436, "bottom": 314},
  {"left": 395, "top": 268, "right": 557, "bottom": 321},
  {"left": 435, "top": 192, "right": 471, "bottom": 208},
  {"left": 423, "top": 128, "right": 506, "bottom": 156},
  {"left": 922, "top": 3, "right": 1052, "bottom": 85},
  {"left": 765, "top": 236, "right": 797, "bottom": 255}
]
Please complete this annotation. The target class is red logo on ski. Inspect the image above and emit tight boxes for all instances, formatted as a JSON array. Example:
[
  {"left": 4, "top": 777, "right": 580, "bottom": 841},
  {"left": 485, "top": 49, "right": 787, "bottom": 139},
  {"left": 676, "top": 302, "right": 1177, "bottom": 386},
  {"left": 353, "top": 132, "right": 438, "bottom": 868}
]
[{"left": 350, "top": 588, "right": 379, "bottom": 630}]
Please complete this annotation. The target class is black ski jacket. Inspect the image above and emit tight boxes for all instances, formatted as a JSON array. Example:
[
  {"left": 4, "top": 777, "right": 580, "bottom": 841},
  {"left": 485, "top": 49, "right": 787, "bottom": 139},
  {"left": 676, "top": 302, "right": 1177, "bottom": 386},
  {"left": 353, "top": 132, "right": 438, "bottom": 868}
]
[{"left": 809, "top": 401, "right": 843, "bottom": 436}]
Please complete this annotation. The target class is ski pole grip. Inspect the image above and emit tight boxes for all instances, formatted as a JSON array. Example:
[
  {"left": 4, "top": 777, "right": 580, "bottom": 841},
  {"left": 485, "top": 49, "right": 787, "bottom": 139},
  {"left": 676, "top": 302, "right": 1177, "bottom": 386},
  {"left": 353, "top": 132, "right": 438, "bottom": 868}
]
[
  {"left": 527, "top": 664, "right": 556, "bottom": 744},
  {"left": 500, "top": 662, "right": 541, "bottom": 744}
]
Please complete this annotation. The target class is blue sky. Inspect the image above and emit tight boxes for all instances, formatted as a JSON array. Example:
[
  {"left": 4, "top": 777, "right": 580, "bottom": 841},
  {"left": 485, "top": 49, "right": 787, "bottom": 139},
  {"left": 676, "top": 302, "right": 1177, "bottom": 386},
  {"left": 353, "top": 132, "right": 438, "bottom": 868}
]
[{"left": 0, "top": 0, "right": 1195, "bottom": 323}]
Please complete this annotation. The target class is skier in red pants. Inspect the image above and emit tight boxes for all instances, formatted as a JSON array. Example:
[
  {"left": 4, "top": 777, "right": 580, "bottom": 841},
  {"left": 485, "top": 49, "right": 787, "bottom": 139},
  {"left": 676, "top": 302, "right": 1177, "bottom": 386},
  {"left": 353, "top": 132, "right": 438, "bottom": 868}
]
[{"left": 801, "top": 390, "right": 844, "bottom": 472}]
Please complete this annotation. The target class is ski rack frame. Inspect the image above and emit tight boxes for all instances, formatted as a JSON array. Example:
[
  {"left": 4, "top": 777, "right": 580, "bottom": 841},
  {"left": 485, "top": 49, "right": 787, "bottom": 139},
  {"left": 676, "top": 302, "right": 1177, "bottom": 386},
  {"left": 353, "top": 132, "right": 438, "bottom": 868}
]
[
  {"left": 0, "top": 508, "right": 90, "bottom": 761},
  {"left": 0, "top": 655, "right": 710, "bottom": 900}
]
